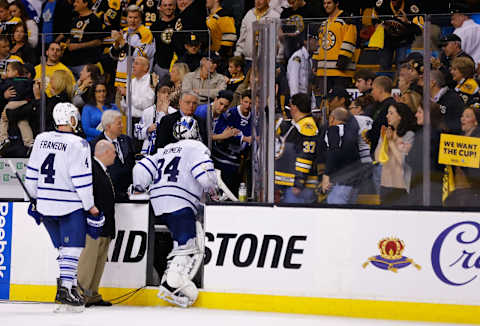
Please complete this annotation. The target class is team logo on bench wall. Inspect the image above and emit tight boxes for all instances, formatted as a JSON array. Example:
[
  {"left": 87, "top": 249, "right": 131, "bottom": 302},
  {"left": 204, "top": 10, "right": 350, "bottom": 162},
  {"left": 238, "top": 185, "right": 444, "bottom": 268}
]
[{"left": 362, "top": 237, "right": 421, "bottom": 273}]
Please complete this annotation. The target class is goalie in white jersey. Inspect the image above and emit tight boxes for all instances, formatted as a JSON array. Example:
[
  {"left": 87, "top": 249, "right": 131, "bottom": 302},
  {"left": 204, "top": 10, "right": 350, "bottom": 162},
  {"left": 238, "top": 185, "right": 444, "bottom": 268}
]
[
  {"left": 25, "top": 103, "right": 101, "bottom": 312},
  {"left": 133, "top": 116, "right": 218, "bottom": 307}
]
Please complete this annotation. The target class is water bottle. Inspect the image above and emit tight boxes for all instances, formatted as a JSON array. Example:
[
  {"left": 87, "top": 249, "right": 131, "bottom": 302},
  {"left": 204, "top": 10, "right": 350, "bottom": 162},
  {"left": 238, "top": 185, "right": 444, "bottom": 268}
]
[{"left": 238, "top": 183, "right": 247, "bottom": 202}]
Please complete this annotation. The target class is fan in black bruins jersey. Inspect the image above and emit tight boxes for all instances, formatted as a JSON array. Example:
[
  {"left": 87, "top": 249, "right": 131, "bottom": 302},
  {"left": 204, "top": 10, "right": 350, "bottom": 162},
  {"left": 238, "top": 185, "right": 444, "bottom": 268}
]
[
  {"left": 93, "top": 0, "right": 123, "bottom": 52},
  {"left": 116, "top": 0, "right": 159, "bottom": 29},
  {"left": 94, "top": 0, "right": 123, "bottom": 32},
  {"left": 274, "top": 93, "right": 319, "bottom": 204},
  {"left": 150, "top": 0, "right": 176, "bottom": 82},
  {"left": 137, "top": 0, "right": 160, "bottom": 27}
]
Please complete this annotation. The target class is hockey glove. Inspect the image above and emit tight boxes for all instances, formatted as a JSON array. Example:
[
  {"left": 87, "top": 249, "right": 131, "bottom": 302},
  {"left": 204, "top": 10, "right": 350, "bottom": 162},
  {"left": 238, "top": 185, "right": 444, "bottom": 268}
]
[
  {"left": 27, "top": 200, "right": 43, "bottom": 225},
  {"left": 128, "top": 184, "right": 146, "bottom": 195},
  {"left": 86, "top": 212, "right": 105, "bottom": 240},
  {"left": 207, "top": 187, "right": 220, "bottom": 201},
  {"left": 336, "top": 55, "right": 350, "bottom": 70}
]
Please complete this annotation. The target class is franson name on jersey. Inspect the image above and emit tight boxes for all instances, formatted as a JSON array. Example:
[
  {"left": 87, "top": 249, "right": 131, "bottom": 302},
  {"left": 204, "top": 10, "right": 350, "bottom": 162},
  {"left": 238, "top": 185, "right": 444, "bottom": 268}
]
[{"left": 39, "top": 140, "right": 68, "bottom": 151}]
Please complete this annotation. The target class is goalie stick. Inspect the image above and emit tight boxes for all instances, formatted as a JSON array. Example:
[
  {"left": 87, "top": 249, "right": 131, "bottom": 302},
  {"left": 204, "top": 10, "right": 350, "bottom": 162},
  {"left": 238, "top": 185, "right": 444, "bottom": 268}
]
[{"left": 215, "top": 169, "right": 238, "bottom": 201}]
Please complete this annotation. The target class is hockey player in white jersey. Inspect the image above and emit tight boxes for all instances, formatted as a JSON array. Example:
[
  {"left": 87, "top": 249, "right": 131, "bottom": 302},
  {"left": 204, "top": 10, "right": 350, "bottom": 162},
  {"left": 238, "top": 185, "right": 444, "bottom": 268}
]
[
  {"left": 25, "top": 103, "right": 101, "bottom": 312},
  {"left": 133, "top": 116, "right": 218, "bottom": 308}
]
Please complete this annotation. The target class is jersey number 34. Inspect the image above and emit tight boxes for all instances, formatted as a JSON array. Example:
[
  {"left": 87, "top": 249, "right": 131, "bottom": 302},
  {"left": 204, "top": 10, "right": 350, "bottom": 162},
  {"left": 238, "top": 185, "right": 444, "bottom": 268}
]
[{"left": 154, "top": 156, "right": 181, "bottom": 183}]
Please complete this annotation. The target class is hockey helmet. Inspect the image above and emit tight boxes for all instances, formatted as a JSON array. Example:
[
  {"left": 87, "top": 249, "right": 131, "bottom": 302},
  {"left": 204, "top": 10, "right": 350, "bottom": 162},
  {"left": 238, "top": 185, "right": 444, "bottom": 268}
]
[
  {"left": 52, "top": 102, "right": 80, "bottom": 130},
  {"left": 173, "top": 116, "right": 200, "bottom": 141}
]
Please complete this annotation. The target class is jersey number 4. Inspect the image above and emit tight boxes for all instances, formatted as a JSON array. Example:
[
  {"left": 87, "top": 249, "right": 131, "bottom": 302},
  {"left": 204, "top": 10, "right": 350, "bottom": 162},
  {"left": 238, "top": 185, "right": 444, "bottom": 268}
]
[
  {"left": 41, "top": 153, "right": 56, "bottom": 184},
  {"left": 155, "top": 156, "right": 181, "bottom": 183}
]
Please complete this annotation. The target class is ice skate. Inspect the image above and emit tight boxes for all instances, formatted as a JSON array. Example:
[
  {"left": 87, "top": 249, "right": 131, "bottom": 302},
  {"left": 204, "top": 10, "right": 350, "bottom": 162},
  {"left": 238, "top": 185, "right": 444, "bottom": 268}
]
[{"left": 54, "top": 286, "right": 85, "bottom": 313}]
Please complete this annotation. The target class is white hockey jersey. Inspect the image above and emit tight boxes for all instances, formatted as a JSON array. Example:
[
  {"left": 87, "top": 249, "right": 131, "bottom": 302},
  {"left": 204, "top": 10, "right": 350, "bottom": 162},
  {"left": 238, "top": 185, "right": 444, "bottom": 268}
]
[
  {"left": 134, "top": 105, "right": 177, "bottom": 155},
  {"left": 25, "top": 131, "right": 94, "bottom": 216},
  {"left": 133, "top": 139, "right": 217, "bottom": 216},
  {"left": 354, "top": 114, "right": 373, "bottom": 163}
]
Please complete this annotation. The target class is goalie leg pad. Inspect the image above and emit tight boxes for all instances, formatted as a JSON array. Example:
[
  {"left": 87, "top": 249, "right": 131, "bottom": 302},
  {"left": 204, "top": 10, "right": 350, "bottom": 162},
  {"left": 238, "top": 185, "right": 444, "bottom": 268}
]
[
  {"left": 166, "top": 221, "right": 204, "bottom": 280},
  {"left": 158, "top": 254, "right": 199, "bottom": 307},
  {"left": 157, "top": 209, "right": 205, "bottom": 307},
  {"left": 188, "top": 221, "right": 204, "bottom": 280}
]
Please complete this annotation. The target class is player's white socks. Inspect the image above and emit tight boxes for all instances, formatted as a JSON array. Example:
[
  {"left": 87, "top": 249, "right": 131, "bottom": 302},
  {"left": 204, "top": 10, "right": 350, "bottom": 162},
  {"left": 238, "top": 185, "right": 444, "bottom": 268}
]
[{"left": 58, "top": 247, "right": 82, "bottom": 290}]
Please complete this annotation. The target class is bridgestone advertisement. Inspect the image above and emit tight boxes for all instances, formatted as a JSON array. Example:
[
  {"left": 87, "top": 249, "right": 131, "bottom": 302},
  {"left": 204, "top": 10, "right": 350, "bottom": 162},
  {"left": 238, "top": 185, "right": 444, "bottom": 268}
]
[{"left": 204, "top": 205, "right": 480, "bottom": 305}]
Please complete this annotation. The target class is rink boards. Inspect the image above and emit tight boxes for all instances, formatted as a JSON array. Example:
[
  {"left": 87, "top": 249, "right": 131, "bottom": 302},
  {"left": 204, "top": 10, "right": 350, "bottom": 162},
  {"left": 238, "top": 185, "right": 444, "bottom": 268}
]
[{"left": 2, "top": 202, "right": 480, "bottom": 324}]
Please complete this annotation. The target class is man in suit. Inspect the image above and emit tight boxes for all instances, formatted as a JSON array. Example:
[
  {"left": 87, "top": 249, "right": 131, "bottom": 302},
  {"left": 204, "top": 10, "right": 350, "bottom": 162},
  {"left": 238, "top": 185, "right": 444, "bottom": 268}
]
[
  {"left": 78, "top": 140, "right": 116, "bottom": 307},
  {"left": 154, "top": 91, "right": 207, "bottom": 151},
  {"left": 91, "top": 110, "right": 136, "bottom": 201}
]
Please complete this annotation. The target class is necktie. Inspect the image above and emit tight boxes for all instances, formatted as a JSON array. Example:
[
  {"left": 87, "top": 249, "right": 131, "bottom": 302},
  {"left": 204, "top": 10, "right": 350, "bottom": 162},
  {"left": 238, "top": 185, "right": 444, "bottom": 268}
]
[
  {"left": 112, "top": 139, "right": 124, "bottom": 164},
  {"left": 106, "top": 170, "right": 115, "bottom": 197}
]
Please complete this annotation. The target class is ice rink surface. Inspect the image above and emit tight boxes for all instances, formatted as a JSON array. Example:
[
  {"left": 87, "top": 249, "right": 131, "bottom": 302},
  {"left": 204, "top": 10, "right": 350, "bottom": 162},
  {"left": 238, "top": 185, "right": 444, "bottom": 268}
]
[{"left": 0, "top": 302, "right": 474, "bottom": 326}]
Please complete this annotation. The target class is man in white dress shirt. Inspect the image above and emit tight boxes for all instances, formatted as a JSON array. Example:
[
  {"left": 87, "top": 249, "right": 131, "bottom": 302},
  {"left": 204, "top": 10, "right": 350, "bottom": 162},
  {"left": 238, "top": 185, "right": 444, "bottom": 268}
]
[{"left": 451, "top": 7, "right": 480, "bottom": 71}]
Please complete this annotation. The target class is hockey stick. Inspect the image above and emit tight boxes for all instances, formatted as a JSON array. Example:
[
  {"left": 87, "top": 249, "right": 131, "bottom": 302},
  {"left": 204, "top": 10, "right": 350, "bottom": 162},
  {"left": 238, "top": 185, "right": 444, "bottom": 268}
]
[{"left": 7, "top": 159, "right": 34, "bottom": 203}]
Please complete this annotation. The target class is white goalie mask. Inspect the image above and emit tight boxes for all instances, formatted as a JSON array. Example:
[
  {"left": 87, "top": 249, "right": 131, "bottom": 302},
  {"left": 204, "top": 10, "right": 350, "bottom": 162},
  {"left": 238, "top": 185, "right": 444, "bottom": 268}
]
[
  {"left": 52, "top": 102, "right": 80, "bottom": 131},
  {"left": 173, "top": 116, "right": 200, "bottom": 140}
]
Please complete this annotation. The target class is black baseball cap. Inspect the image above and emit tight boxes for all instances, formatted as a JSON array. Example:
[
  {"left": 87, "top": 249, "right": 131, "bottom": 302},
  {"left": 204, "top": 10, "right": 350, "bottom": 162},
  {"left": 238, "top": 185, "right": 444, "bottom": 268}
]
[
  {"left": 439, "top": 33, "right": 462, "bottom": 46},
  {"left": 186, "top": 33, "right": 201, "bottom": 46}
]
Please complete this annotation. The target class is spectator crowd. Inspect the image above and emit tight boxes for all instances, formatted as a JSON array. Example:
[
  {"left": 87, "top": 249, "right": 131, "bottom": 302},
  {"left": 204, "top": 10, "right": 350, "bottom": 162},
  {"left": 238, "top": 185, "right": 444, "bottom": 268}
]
[{"left": 0, "top": 0, "right": 478, "bottom": 208}]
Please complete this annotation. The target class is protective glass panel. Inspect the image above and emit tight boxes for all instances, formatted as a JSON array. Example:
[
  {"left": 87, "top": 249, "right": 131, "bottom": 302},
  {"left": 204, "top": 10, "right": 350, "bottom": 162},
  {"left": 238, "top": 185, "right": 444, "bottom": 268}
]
[
  {"left": 275, "top": 10, "right": 480, "bottom": 211},
  {"left": 251, "top": 21, "right": 275, "bottom": 203}
]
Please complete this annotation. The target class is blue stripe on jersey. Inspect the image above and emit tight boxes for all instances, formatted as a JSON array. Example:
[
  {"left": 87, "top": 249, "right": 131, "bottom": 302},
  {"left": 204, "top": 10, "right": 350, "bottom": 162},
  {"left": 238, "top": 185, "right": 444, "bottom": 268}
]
[
  {"left": 138, "top": 162, "right": 154, "bottom": 180},
  {"left": 25, "top": 177, "right": 38, "bottom": 180},
  {"left": 145, "top": 157, "right": 157, "bottom": 169},
  {"left": 37, "top": 197, "right": 82, "bottom": 203},
  {"left": 194, "top": 169, "right": 215, "bottom": 180},
  {"left": 149, "top": 185, "right": 200, "bottom": 201},
  {"left": 75, "top": 183, "right": 92, "bottom": 189},
  {"left": 71, "top": 173, "right": 92, "bottom": 178},
  {"left": 150, "top": 194, "right": 197, "bottom": 213},
  {"left": 26, "top": 165, "right": 38, "bottom": 172},
  {"left": 60, "top": 266, "right": 76, "bottom": 271},
  {"left": 191, "top": 160, "right": 213, "bottom": 172},
  {"left": 38, "top": 187, "right": 74, "bottom": 192}
]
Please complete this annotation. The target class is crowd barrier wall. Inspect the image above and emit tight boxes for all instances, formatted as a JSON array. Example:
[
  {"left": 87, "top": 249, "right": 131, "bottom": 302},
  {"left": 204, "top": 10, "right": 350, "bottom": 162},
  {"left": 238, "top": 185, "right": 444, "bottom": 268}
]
[
  {"left": 3, "top": 202, "right": 149, "bottom": 303},
  {"left": 2, "top": 201, "right": 479, "bottom": 324}
]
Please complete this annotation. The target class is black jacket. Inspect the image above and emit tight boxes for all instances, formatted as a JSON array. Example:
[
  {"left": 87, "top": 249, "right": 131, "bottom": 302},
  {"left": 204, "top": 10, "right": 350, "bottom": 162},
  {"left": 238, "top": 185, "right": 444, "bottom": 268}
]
[
  {"left": 154, "top": 111, "right": 207, "bottom": 151},
  {"left": 324, "top": 115, "right": 361, "bottom": 185},
  {"left": 90, "top": 133, "right": 135, "bottom": 201},
  {"left": 172, "top": 0, "right": 208, "bottom": 56},
  {"left": 366, "top": 96, "right": 396, "bottom": 157},
  {"left": 436, "top": 88, "right": 464, "bottom": 135},
  {"left": 92, "top": 158, "right": 116, "bottom": 238},
  {"left": 406, "top": 127, "right": 444, "bottom": 206},
  {"left": 0, "top": 77, "right": 34, "bottom": 104},
  {"left": 176, "top": 52, "right": 203, "bottom": 72}
]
